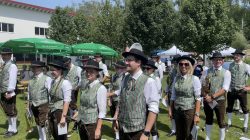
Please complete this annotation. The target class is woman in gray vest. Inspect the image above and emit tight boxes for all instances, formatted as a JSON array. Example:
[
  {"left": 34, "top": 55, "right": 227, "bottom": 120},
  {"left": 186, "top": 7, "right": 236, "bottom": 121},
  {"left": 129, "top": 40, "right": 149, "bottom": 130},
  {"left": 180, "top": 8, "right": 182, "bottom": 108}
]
[
  {"left": 169, "top": 55, "right": 201, "bottom": 140},
  {"left": 202, "top": 52, "right": 231, "bottom": 140},
  {"left": 28, "top": 61, "right": 52, "bottom": 140},
  {"left": 227, "top": 49, "right": 250, "bottom": 133},
  {"left": 48, "top": 60, "right": 72, "bottom": 140},
  {"left": 0, "top": 48, "right": 18, "bottom": 138},
  {"left": 144, "top": 59, "right": 162, "bottom": 140},
  {"left": 78, "top": 59, "right": 107, "bottom": 140}
]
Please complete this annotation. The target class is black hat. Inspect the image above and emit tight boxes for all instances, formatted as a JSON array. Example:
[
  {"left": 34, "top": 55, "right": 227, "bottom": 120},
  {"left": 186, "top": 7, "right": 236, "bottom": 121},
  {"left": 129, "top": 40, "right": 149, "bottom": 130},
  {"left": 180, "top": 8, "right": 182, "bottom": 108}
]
[
  {"left": 48, "top": 60, "right": 67, "bottom": 70},
  {"left": 113, "top": 61, "right": 126, "bottom": 68},
  {"left": 209, "top": 52, "right": 225, "bottom": 60},
  {"left": 80, "top": 56, "right": 90, "bottom": 61},
  {"left": 94, "top": 53, "right": 102, "bottom": 57},
  {"left": 144, "top": 59, "right": 157, "bottom": 69},
  {"left": 231, "top": 49, "right": 245, "bottom": 56},
  {"left": 122, "top": 48, "right": 148, "bottom": 64},
  {"left": 84, "top": 59, "right": 102, "bottom": 71},
  {"left": 1, "top": 47, "right": 13, "bottom": 54},
  {"left": 176, "top": 55, "right": 195, "bottom": 65},
  {"left": 30, "top": 61, "right": 46, "bottom": 67},
  {"left": 62, "top": 57, "right": 71, "bottom": 63}
]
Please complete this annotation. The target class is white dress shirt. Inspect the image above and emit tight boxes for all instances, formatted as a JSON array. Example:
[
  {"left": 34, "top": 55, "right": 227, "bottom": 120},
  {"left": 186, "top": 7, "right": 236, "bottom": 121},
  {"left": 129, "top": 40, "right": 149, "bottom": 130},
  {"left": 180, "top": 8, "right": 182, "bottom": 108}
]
[
  {"left": 117, "top": 69, "right": 160, "bottom": 114},
  {"left": 27, "top": 72, "right": 52, "bottom": 100},
  {"left": 171, "top": 74, "right": 201, "bottom": 101},
  {"left": 5, "top": 61, "right": 18, "bottom": 97},
  {"left": 202, "top": 66, "right": 231, "bottom": 92},
  {"left": 99, "top": 61, "right": 109, "bottom": 76},
  {"left": 88, "top": 79, "right": 107, "bottom": 118},
  {"left": 150, "top": 73, "right": 162, "bottom": 96},
  {"left": 53, "top": 76, "right": 72, "bottom": 103}
]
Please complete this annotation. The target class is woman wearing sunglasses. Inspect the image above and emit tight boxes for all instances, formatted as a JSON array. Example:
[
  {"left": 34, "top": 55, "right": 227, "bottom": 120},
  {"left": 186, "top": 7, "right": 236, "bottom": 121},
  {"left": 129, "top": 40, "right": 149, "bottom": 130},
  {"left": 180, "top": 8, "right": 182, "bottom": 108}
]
[{"left": 169, "top": 55, "right": 201, "bottom": 140}]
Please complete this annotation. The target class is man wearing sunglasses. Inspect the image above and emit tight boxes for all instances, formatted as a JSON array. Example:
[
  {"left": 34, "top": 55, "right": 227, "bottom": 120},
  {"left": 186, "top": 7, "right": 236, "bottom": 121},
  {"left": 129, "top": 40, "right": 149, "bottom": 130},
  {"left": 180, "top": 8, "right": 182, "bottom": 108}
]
[
  {"left": 114, "top": 47, "right": 159, "bottom": 140},
  {"left": 202, "top": 52, "right": 231, "bottom": 140}
]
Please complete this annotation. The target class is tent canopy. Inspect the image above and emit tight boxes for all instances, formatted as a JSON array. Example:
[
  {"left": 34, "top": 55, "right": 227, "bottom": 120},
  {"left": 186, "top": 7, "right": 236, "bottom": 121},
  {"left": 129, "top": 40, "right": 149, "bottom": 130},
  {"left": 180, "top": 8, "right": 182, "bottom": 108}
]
[
  {"left": 157, "top": 45, "right": 190, "bottom": 58},
  {"left": 218, "top": 47, "right": 236, "bottom": 56}
]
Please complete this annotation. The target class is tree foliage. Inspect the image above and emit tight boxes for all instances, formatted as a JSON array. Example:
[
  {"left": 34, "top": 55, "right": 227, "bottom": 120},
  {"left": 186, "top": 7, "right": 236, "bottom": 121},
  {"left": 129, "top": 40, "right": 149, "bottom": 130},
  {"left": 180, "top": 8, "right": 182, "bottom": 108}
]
[
  {"left": 231, "top": 31, "right": 250, "bottom": 49},
  {"left": 177, "top": 0, "right": 237, "bottom": 55},
  {"left": 124, "top": 0, "right": 178, "bottom": 53}
]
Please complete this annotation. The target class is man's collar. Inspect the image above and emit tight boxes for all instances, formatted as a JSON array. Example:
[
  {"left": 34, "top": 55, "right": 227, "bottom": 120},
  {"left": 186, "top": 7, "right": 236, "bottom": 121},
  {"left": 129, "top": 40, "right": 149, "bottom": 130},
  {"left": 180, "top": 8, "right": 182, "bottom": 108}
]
[
  {"left": 213, "top": 66, "right": 222, "bottom": 70},
  {"left": 89, "top": 79, "right": 99, "bottom": 88},
  {"left": 36, "top": 72, "right": 43, "bottom": 79},
  {"left": 235, "top": 60, "right": 243, "bottom": 64},
  {"left": 131, "top": 69, "right": 143, "bottom": 80}
]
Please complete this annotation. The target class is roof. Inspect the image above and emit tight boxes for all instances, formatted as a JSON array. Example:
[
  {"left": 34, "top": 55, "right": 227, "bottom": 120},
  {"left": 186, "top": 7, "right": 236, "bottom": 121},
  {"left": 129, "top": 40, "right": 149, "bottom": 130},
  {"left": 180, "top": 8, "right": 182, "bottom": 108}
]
[{"left": 0, "top": 0, "right": 55, "bottom": 14}]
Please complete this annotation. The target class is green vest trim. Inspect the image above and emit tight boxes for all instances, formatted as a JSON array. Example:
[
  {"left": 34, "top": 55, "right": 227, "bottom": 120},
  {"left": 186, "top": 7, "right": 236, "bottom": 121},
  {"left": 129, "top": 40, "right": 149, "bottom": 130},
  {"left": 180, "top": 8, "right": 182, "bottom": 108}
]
[
  {"left": 0, "top": 62, "right": 13, "bottom": 93},
  {"left": 119, "top": 73, "right": 148, "bottom": 133},
  {"left": 229, "top": 62, "right": 248, "bottom": 90},
  {"left": 111, "top": 73, "right": 124, "bottom": 102},
  {"left": 49, "top": 78, "right": 64, "bottom": 112},
  {"left": 79, "top": 82, "right": 102, "bottom": 124},
  {"left": 29, "top": 75, "right": 49, "bottom": 107},
  {"left": 174, "top": 75, "right": 195, "bottom": 110}
]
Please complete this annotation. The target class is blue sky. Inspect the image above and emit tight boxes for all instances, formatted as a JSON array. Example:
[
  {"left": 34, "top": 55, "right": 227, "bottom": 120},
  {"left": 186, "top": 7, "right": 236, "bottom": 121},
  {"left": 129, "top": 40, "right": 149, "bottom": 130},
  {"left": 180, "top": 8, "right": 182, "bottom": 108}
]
[{"left": 15, "top": 0, "right": 87, "bottom": 9}]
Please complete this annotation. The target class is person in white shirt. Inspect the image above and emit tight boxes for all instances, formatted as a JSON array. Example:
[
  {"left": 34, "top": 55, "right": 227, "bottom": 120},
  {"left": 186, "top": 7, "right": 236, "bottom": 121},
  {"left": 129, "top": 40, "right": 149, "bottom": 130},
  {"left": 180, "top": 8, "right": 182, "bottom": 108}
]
[
  {"left": 0, "top": 48, "right": 18, "bottom": 138},
  {"left": 202, "top": 52, "right": 231, "bottom": 140},
  {"left": 144, "top": 59, "right": 162, "bottom": 140},
  {"left": 27, "top": 61, "right": 52, "bottom": 140},
  {"left": 94, "top": 53, "right": 109, "bottom": 83},
  {"left": 152, "top": 54, "right": 165, "bottom": 81},
  {"left": 48, "top": 60, "right": 72, "bottom": 140},
  {"left": 77, "top": 59, "right": 107, "bottom": 140}
]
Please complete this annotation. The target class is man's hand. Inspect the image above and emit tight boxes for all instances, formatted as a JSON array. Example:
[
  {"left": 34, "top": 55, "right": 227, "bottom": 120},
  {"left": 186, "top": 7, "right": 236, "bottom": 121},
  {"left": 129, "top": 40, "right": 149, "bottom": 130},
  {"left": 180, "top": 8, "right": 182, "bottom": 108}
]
[
  {"left": 243, "top": 86, "right": 250, "bottom": 91},
  {"left": 140, "top": 133, "right": 149, "bottom": 140},
  {"left": 204, "top": 95, "right": 213, "bottom": 103},
  {"left": 95, "top": 128, "right": 101, "bottom": 139},
  {"left": 194, "top": 116, "right": 200, "bottom": 125},
  {"left": 112, "top": 120, "right": 119, "bottom": 132},
  {"left": 5, "top": 93, "right": 12, "bottom": 100}
]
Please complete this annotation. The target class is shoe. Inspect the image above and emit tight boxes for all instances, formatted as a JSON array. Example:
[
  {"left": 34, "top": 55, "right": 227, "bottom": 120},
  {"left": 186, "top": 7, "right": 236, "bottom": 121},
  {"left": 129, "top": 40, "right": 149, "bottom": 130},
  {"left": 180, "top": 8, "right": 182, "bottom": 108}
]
[
  {"left": 243, "top": 127, "right": 248, "bottom": 133},
  {"left": 4, "top": 131, "right": 18, "bottom": 138},
  {"left": 167, "top": 131, "right": 176, "bottom": 137}
]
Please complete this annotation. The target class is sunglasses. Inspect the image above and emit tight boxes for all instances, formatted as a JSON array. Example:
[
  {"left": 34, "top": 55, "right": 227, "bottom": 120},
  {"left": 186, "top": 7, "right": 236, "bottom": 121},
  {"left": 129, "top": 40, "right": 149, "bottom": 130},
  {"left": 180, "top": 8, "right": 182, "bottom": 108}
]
[{"left": 179, "top": 63, "right": 190, "bottom": 67}]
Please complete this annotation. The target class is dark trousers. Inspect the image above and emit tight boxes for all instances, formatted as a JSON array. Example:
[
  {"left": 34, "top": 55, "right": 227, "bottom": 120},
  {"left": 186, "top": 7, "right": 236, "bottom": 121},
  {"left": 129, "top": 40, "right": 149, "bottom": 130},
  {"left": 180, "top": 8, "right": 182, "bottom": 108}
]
[
  {"left": 110, "top": 100, "right": 118, "bottom": 117},
  {"left": 174, "top": 108, "right": 194, "bottom": 140},
  {"left": 0, "top": 93, "right": 17, "bottom": 117},
  {"left": 69, "top": 90, "right": 78, "bottom": 111},
  {"left": 227, "top": 90, "right": 248, "bottom": 114},
  {"left": 31, "top": 103, "right": 49, "bottom": 127},
  {"left": 48, "top": 110, "right": 67, "bottom": 140},
  {"left": 78, "top": 122, "right": 100, "bottom": 140},
  {"left": 204, "top": 100, "right": 226, "bottom": 128},
  {"left": 119, "top": 129, "right": 143, "bottom": 140}
]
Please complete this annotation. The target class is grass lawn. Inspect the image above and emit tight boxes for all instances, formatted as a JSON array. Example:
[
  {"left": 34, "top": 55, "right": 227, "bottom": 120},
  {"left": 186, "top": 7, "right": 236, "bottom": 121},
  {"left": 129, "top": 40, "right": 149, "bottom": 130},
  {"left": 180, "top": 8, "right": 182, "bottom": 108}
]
[{"left": 0, "top": 76, "right": 249, "bottom": 140}]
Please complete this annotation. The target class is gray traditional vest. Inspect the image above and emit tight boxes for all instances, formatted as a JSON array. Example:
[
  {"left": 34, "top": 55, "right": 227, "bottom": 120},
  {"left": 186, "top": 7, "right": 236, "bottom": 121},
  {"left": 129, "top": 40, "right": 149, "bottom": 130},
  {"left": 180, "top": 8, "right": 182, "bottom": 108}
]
[
  {"left": 80, "top": 70, "right": 88, "bottom": 90},
  {"left": 99, "top": 62, "right": 104, "bottom": 80},
  {"left": 49, "top": 78, "right": 64, "bottom": 112},
  {"left": 207, "top": 67, "right": 226, "bottom": 101},
  {"left": 174, "top": 75, "right": 195, "bottom": 110},
  {"left": 0, "top": 62, "right": 13, "bottom": 94},
  {"left": 111, "top": 73, "right": 124, "bottom": 102},
  {"left": 229, "top": 62, "right": 248, "bottom": 90},
  {"left": 64, "top": 65, "right": 79, "bottom": 89},
  {"left": 79, "top": 82, "right": 101, "bottom": 124},
  {"left": 118, "top": 73, "right": 148, "bottom": 133}
]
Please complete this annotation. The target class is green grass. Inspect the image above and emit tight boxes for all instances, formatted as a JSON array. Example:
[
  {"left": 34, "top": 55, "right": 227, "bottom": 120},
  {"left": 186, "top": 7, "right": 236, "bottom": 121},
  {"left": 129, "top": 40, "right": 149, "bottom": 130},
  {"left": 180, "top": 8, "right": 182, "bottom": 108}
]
[{"left": 0, "top": 76, "right": 249, "bottom": 140}]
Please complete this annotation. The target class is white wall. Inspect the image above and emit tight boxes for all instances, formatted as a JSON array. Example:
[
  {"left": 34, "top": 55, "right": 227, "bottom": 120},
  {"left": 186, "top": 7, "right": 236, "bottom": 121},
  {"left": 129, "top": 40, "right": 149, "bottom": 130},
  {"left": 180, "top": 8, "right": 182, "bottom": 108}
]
[{"left": 0, "top": 5, "right": 52, "bottom": 42}]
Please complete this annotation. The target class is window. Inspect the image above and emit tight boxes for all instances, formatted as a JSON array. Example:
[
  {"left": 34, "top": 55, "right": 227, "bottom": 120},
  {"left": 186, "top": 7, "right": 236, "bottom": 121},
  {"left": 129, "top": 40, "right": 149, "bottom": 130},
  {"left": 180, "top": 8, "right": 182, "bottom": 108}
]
[
  {"left": 35, "top": 27, "right": 48, "bottom": 36},
  {"left": 0, "top": 22, "right": 14, "bottom": 32}
]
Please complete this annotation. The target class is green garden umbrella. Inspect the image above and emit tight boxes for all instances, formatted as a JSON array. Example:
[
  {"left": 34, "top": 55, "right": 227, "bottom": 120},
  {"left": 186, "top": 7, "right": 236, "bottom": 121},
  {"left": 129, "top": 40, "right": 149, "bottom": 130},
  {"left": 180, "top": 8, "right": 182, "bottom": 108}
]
[
  {"left": 1, "top": 38, "right": 71, "bottom": 55},
  {"left": 71, "top": 43, "right": 118, "bottom": 57}
]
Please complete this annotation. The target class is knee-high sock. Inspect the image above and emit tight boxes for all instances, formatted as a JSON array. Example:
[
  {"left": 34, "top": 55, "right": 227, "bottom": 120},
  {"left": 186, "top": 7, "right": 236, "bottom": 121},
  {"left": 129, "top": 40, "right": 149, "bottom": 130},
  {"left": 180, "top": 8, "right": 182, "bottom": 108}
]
[
  {"left": 115, "top": 131, "right": 119, "bottom": 139},
  {"left": 41, "top": 127, "right": 47, "bottom": 140},
  {"left": 205, "top": 124, "right": 212, "bottom": 140},
  {"left": 220, "top": 128, "right": 225, "bottom": 140},
  {"left": 8, "top": 117, "right": 12, "bottom": 131},
  {"left": 11, "top": 117, "right": 17, "bottom": 132},
  {"left": 152, "top": 135, "right": 158, "bottom": 140},
  {"left": 227, "top": 113, "right": 232, "bottom": 125},
  {"left": 37, "top": 126, "right": 42, "bottom": 140},
  {"left": 244, "top": 113, "right": 249, "bottom": 127},
  {"left": 171, "top": 119, "right": 176, "bottom": 132}
]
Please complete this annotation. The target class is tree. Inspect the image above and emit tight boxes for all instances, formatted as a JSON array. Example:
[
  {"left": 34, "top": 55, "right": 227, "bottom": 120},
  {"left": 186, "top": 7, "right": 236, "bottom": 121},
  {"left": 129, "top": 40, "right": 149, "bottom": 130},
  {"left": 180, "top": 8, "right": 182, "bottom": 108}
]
[
  {"left": 124, "top": 0, "right": 178, "bottom": 53},
  {"left": 48, "top": 7, "right": 78, "bottom": 44},
  {"left": 177, "top": 0, "right": 237, "bottom": 55},
  {"left": 231, "top": 31, "right": 250, "bottom": 49}
]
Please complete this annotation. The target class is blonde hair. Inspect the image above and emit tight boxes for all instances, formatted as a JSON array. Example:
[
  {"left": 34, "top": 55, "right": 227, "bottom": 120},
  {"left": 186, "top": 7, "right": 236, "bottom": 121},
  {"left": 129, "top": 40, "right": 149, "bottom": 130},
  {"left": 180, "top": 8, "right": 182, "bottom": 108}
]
[{"left": 177, "top": 59, "right": 194, "bottom": 76}]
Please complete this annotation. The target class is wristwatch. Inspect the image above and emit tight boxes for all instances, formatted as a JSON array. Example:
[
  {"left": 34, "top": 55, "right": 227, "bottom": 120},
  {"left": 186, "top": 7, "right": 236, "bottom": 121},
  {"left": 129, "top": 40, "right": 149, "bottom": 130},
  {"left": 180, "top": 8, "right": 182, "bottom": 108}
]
[
  {"left": 195, "top": 112, "right": 200, "bottom": 117},
  {"left": 143, "top": 131, "right": 150, "bottom": 137}
]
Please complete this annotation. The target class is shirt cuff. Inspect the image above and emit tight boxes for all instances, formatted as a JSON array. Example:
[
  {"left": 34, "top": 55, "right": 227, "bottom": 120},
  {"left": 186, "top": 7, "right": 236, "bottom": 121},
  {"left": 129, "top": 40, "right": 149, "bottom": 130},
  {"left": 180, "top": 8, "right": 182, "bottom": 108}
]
[
  {"left": 195, "top": 96, "right": 202, "bottom": 101},
  {"left": 10, "top": 92, "right": 16, "bottom": 97},
  {"left": 222, "top": 86, "right": 229, "bottom": 92},
  {"left": 147, "top": 102, "right": 159, "bottom": 114},
  {"left": 63, "top": 99, "right": 71, "bottom": 102},
  {"left": 98, "top": 112, "right": 106, "bottom": 118}
]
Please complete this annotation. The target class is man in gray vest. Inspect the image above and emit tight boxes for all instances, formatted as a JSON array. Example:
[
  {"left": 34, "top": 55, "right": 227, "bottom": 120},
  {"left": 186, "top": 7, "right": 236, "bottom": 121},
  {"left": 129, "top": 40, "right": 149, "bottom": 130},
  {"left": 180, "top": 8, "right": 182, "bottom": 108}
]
[
  {"left": 28, "top": 61, "right": 52, "bottom": 140},
  {"left": 144, "top": 59, "right": 161, "bottom": 140},
  {"left": 203, "top": 52, "right": 231, "bottom": 140},
  {"left": 226, "top": 49, "right": 250, "bottom": 133},
  {"left": 114, "top": 48, "right": 159, "bottom": 140},
  {"left": 0, "top": 48, "right": 18, "bottom": 138}
]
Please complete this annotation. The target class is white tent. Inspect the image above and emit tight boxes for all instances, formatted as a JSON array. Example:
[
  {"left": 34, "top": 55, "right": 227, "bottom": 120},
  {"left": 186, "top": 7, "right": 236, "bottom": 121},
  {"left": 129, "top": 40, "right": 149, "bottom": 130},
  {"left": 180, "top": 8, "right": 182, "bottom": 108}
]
[
  {"left": 219, "top": 47, "right": 236, "bottom": 56},
  {"left": 157, "top": 45, "right": 191, "bottom": 58}
]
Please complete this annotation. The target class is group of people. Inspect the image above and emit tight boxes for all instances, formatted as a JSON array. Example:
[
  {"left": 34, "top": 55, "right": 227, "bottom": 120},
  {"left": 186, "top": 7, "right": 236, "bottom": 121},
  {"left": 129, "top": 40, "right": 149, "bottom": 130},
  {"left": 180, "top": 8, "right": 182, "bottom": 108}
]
[{"left": 0, "top": 43, "right": 249, "bottom": 140}]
